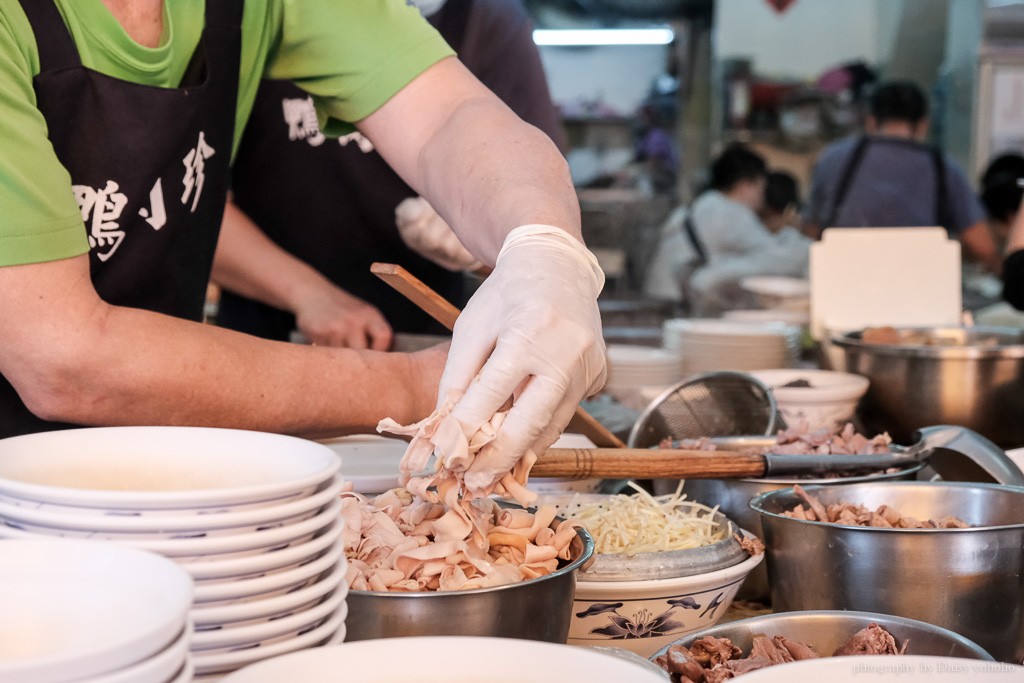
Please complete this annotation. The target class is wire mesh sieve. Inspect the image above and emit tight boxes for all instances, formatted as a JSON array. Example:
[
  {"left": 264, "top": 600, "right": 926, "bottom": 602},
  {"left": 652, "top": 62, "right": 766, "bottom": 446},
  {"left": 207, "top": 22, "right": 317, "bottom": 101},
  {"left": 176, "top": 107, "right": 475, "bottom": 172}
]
[{"left": 626, "top": 371, "right": 781, "bottom": 448}]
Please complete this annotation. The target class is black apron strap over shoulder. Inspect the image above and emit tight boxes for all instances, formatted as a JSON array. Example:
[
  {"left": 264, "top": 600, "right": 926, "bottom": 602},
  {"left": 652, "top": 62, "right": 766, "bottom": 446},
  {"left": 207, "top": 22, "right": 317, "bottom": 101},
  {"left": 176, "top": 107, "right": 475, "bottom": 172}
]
[
  {"left": 683, "top": 210, "right": 708, "bottom": 266},
  {"left": 434, "top": 0, "right": 472, "bottom": 53},
  {"left": 930, "top": 146, "right": 952, "bottom": 233},
  {"left": 18, "top": 0, "right": 82, "bottom": 72},
  {"left": 823, "top": 135, "right": 871, "bottom": 230}
]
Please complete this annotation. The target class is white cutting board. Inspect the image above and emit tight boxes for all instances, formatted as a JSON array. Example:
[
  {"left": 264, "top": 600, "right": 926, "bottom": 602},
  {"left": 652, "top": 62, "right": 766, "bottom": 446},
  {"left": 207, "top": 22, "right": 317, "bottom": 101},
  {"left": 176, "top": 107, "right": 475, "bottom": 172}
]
[{"left": 809, "top": 227, "right": 962, "bottom": 339}]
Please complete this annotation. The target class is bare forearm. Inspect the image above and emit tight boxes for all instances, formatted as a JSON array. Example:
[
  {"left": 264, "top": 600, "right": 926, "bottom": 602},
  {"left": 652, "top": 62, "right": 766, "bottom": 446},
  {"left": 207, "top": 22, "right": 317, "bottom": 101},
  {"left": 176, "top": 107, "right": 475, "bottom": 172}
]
[
  {"left": 361, "top": 58, "right": 580, "bottom": 264},
  {"left": 0, "top": 259, "right": 438, "bottom": 436},
  {"left": 212, "top": 201, "right": 333, "bottom": 314}
]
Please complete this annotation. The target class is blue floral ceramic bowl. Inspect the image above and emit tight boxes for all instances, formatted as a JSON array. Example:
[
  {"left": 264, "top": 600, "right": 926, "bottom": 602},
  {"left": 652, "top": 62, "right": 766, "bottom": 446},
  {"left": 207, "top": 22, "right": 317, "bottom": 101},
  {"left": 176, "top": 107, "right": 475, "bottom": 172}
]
[{"left": 567, "top": 534, "right": 764, "bottom": 658}]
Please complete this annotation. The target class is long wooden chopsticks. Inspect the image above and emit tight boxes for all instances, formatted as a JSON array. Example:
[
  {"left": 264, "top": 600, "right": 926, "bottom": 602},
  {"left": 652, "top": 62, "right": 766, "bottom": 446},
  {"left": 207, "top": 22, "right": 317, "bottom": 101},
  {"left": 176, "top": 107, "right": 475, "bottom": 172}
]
[{"left": 370, "top": 262, "right": 626, "bottom": 449}]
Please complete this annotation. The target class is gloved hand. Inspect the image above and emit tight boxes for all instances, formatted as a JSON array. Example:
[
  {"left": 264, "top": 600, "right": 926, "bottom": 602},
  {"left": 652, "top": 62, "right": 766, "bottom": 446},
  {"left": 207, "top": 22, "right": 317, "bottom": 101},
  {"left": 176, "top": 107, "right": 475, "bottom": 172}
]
[
  {"left": 395, "top": 197, "right": 483, "bottom": 272},
  {"left": 437, "top": 225, "right": 607, "bottom": 490}
]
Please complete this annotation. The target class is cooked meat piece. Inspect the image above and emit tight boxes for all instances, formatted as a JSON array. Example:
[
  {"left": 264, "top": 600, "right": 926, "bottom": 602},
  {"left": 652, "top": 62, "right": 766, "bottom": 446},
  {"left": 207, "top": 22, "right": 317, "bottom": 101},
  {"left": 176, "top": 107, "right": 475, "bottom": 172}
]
[
  {"left": 876, "top": 505, "right": 902, "bottom": 525},
  {"left": 735, "top": 533, "right": 765, "bottom": 556},
  {"left": 780, "top": 378, "right": 813, "bottom": 388},
  {"left": 793, "top": 484, "right": 829, "bottom": 522},
  {"left": 936, "top": 516, "right": 970, "bottom": 529},
  {"left": 689, "top": 636, "right": 742, "bottom": 666},
  {"left": 702, "top": 665, "right": 736, "bottom": 683},
  {"left": 868, "top": 511, "right": 893, "bottom": 528},
  {"left": 724, "top": 655, "right": 775, "bottom": 674},
  {"left": 833, "top": 623, "right": 905, "bottom": 656},
  {"left": 749, "top": 635, "right": 791, "bottom": 664},
  {"left": 656, "top": 645, "right": 708, "bottom": 682},
  {"left": 774, "top": 635, "right": 820, "bottom": 661}
]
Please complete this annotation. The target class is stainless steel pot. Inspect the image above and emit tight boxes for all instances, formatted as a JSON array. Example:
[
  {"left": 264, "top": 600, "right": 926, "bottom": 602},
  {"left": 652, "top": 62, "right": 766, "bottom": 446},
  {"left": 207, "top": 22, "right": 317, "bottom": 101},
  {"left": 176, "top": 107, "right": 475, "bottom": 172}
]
[
  {"left": 832, "top": 326, "right": 1024, "bottom": 448},
  {"left": 648, "top": 610, "right": 994, "bottom": 662},
  {"left": 674, "top": 464, "right": 923, "bottom": 602},
  {"left": 751, "top": 481, "right": 1024, "bottom": 663},
  {"left": 345, "top": 527, "right": 594, "bottom": 643}
]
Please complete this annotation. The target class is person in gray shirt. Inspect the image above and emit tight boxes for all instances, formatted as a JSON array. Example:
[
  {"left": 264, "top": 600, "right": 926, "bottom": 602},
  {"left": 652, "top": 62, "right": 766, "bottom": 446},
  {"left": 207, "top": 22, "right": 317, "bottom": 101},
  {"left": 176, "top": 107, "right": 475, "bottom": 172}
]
[{"left": 805, "top": 80, "right": 1000, "bottom": 273}]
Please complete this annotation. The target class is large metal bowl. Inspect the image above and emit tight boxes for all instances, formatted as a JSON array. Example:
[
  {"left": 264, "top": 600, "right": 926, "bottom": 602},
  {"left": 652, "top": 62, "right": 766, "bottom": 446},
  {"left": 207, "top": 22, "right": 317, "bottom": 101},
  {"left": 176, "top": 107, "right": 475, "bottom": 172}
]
[
  {"left": 751, "top": 481, "right": 1024, "bottom": 663},
  {"left": 832, "top": 326, "right": 1024, "bottom": 447},
  {"left": 669, "top": 464, "right": 924, "bottom": 602},
  {"left": 345, "top": 526, "right": 594, "bottom": 643},
  {"left": 649, "top": 610, "right": 994, "bottom": 663}
]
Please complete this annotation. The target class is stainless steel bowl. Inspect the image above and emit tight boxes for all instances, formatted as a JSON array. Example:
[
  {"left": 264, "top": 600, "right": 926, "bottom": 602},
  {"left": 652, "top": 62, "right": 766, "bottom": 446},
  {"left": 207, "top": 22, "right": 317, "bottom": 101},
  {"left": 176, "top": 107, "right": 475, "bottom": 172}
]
[
  {"left": 345, "top": 526, "right": 594, "bottom": 643},
  {"left": 648, "top": 610, "right": 994, "bottom": 662},
  {"left": 832, "top": 326, "right": 1024, "bottom": 447},
  {"left": 751, "top": 481, "right": 1024, "bottom": 663},
  {"left": 673, "top": 464, "right": 924, "bottom": 602}
]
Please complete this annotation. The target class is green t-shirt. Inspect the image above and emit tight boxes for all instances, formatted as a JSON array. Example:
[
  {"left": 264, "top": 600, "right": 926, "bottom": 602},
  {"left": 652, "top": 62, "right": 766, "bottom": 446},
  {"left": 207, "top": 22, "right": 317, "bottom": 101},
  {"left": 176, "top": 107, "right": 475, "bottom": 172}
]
[{"left": 0, "top": 0, "right": 454, "bottom": 266}]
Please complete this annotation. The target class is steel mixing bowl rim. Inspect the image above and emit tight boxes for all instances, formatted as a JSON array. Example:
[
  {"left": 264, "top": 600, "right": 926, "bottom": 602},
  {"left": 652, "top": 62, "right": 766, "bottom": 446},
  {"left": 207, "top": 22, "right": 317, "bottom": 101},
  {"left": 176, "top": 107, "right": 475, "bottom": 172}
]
[
  {"left": 646, "top": 609, "right": 996, "bottom": 662},
  {"left": 749, "top": 481, "right": 1024, "bottom": 533},
  {"left": 346, "top": 525, "right": 595, "bottom": 598},
  {"left": 831, "top": 326, "right": 1024, "bottom": 360}
]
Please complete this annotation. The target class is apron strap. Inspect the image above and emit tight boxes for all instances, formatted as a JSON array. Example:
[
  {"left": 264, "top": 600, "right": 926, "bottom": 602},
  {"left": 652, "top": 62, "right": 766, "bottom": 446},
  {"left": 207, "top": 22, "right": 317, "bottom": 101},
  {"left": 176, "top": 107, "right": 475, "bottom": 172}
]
[
  {"left": 434, "top": 0, "right": 472, "bottom": 54},
  {"left": 823, "top": 135, "right": 870, "bottom": 230},
  {"left": 179, "top": 0, "right": 245, "bottom": 87},
  {"left": 930, "top": 146, "right": 952, "bottom": 233},
  {"left": 18, "top": 0, "right": 82, "bottom": 72},
  {"left": 683, "top": 210, "right": 708, "bottom": 266}
]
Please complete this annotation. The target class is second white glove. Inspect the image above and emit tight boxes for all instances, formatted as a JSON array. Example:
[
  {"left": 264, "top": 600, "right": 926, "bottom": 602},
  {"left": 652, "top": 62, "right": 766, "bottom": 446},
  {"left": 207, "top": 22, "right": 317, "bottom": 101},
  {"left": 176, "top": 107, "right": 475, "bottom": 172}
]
[{"left": 395, "top": 197, "right": 482, "bottom": 272}]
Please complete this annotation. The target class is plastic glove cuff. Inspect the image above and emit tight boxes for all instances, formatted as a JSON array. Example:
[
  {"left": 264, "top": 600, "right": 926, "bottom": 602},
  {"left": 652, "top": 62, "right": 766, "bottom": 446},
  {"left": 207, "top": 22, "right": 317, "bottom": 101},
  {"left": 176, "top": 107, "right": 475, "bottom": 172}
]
[{"left": 497, "top": 224, "right": 606, "bottom": 294}]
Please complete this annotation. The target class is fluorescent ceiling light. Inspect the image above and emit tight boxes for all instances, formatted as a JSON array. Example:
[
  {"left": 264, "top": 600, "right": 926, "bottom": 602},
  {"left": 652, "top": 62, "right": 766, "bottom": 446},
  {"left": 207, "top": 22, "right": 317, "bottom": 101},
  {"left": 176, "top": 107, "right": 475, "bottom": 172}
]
[{"left": 532, "top": 28, "right": 674, "bottom": 46}]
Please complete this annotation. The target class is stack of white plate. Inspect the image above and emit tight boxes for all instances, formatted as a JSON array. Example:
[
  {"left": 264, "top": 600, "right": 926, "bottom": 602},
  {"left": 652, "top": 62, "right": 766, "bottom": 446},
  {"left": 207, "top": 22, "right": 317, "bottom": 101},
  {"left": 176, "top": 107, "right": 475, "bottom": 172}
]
[
  {"left": 604, "top": 343, "right": 686, "bottom": 408},
  {"left": 0, "top": 427, "right": 347, "bottom": 681},
  {"left": 0, "top": 539, "right": 193, "bottom": 683},
  {"left": 663, "top": 318, "right": 801, "bottom": 374}
]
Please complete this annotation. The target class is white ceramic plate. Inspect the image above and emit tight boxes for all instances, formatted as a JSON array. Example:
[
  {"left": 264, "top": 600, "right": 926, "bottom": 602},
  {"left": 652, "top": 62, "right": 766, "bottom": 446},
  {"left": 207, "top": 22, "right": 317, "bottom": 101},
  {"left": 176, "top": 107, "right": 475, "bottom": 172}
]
[
  {"left": 0, "top": 477, "right": 342, "bottom": 534},
  {"left": 191, "top": 557, "right": 345, "bottom": 626},
  {"left": 193, "top": 543, "right": 344, "bottom": 604},
  {"left": 734, "top": 655, "right": 1023, "bottom": 682},
  {"left": 192, "top": 605, "right": 346, "bottom": 676},
  {"left": 217, "top": 637, "right": 668, "bottom": 683},
  {"left": 319, "top": 434, "right": 407, "bottom": 494},
  {"left": 0, "top": 540, "right": 192, "bottom": 683},
  {"left": 185, "top": 517, "right": 343, "bottom": 581},
  {"left": 82, "top": 622, "right": 190, "bottom": 683},
  {"left": 192, "top": 587, "right": 346, "bottom": 651},
  {"left": 0, "top": 497, "right": 336, "bottom": 559},
  {"left": 0, "top": 427, "right": 339, "bottom": 509}
]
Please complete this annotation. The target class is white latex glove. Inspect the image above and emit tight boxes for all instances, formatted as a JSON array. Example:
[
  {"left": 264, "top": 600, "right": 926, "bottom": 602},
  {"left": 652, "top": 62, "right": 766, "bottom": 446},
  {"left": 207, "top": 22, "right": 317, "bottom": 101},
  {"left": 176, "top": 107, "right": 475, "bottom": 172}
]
[
  {"left": 395, "top": 197, "right": 482, "bottom": 272},
  {"left": 438, "top": 225, "right": 607, "bottom": 490}
]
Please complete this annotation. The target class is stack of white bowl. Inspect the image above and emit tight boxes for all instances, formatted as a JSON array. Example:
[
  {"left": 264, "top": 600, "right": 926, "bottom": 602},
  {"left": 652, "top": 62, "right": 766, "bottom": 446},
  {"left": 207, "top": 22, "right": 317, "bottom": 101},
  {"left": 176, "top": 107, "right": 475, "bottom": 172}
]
[
  {"left": 0, "top": 539, "right": 193, "bottom": 683},
  {"left": 604, "top": 343, "right": 686, "bottom": 409},
  {"left": 0, "top": 427, "right": 347, "bottom": 681},
  {"left": 663, "top": 318, "right": 801, "bottom": 374}
]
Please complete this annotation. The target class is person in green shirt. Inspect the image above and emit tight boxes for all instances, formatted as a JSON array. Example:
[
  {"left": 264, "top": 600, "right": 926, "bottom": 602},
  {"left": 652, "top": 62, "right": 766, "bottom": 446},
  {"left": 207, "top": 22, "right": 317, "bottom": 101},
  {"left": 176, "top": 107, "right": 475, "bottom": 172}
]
[{"left": 0, "top": 0, "right": 606, "bottom": 490}]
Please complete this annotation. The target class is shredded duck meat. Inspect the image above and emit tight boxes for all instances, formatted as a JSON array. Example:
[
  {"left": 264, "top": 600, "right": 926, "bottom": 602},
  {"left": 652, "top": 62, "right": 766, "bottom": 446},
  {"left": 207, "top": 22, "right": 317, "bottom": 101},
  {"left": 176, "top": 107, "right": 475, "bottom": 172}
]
[
  {"left": 655, "top": 624, "right": 906, "bottom": 682},
  {"left": 782, "top": 485, "right": 971, "bottom": 529}
]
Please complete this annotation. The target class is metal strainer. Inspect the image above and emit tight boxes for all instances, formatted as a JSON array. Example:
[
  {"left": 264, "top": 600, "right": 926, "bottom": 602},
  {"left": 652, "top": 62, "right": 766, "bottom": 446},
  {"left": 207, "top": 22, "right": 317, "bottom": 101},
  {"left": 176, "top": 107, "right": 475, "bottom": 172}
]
[{"left": 626, "top": 371, "right": 781, "bottom": 448}]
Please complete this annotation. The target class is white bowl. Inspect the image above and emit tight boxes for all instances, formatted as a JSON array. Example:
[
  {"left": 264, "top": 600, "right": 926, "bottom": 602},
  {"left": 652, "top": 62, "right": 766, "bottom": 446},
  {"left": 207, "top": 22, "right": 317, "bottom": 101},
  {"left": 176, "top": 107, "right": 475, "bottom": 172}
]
[
  {"left": 218, "top": 636, "right": 669, "bottom": 683},
  {"left": 193, "top": 543, "right": 344, "bottom": 603},
  {"left": 165, "top": 659, "right": 195, "bottom": 683},
  {"left": 185, "top": 517, "right": 344, "bottom": 580},
  {"left": 192, "top": 605, "right": 346, "bottom": 677},
  {"left": 0, "top": 539, "right": 192, "bottom": 683},
  {"left": 320, "top": 434, "right": 406, "bottom": 495},
  {"left": 733, "top": 655, "right": 1024, "bottom": 683},
  {"left": 750, "top": 368, "right": 870, "bottom": 431},
  {"left": 191, "top": 557, "right": 345, "bottom": 626},
  {"left": 567, "top": 543, "right": 765, "bottom": 658},
  {"left": 82, "top": 622, "right": 191, "bottom": 683},
  {"left": 0, "top": 427, "right": 339, "bottom": 510}
]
